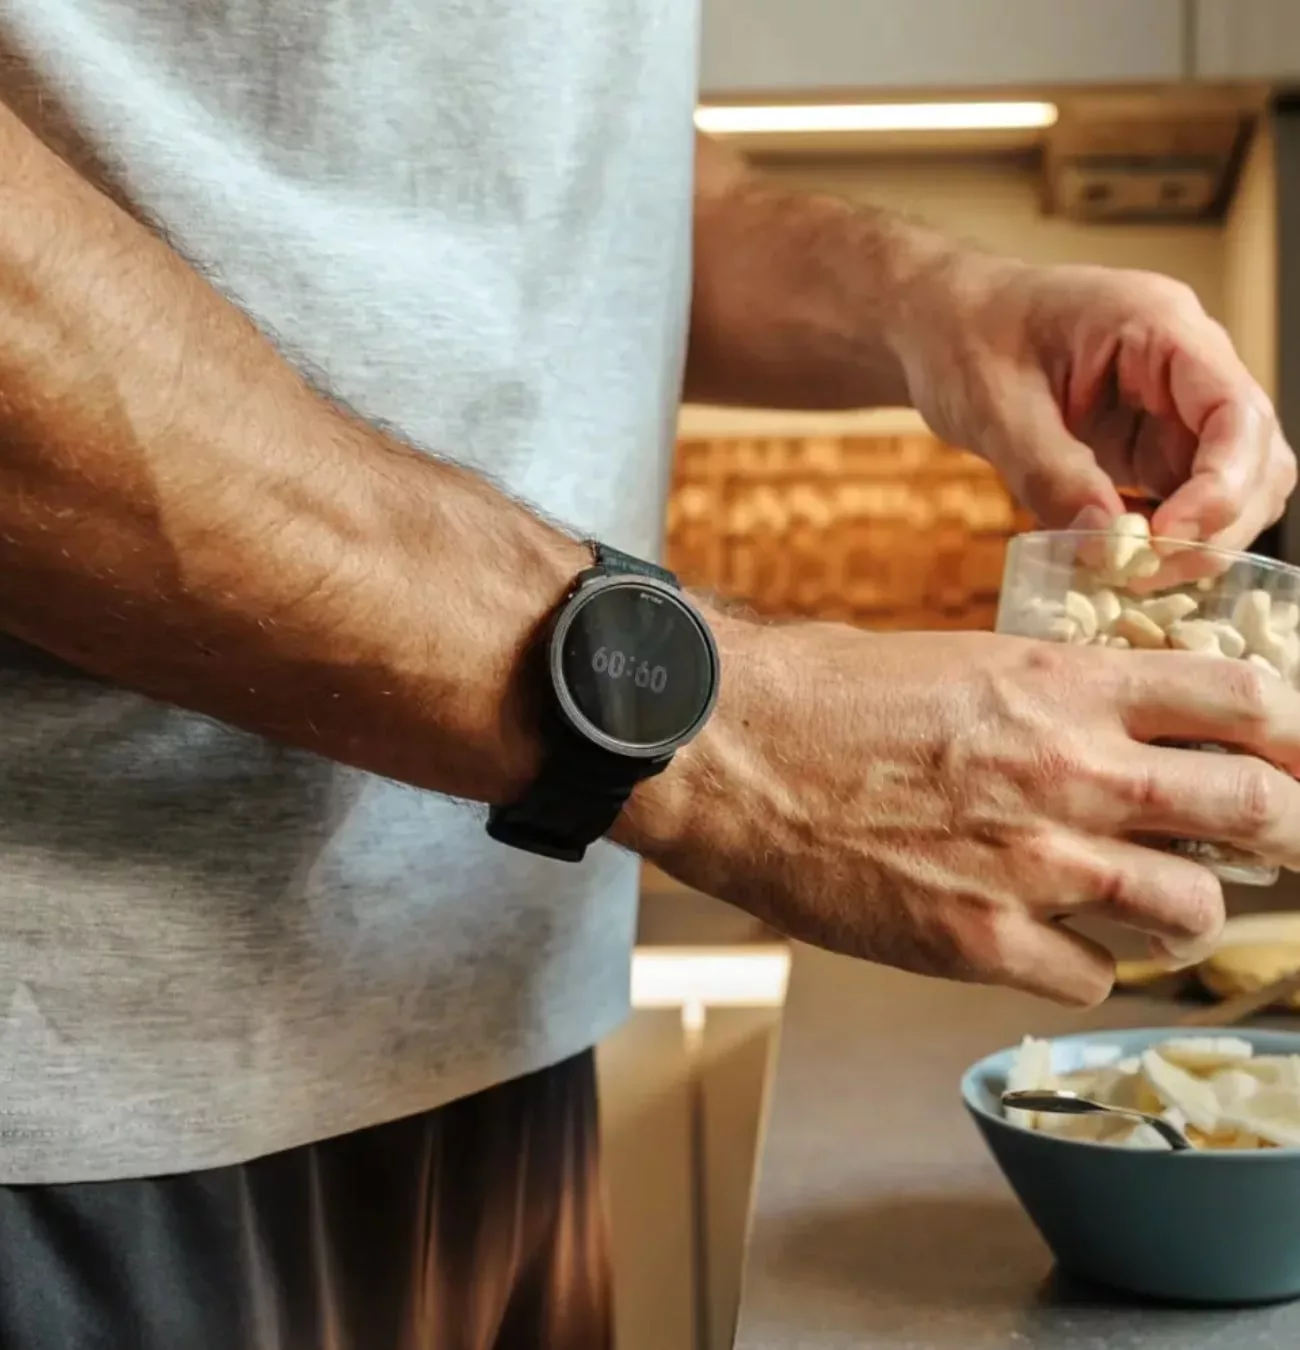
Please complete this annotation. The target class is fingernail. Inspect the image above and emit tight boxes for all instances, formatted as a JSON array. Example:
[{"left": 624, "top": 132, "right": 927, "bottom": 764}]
[
  {"left": 1067, "top": 506, "right": 1112, "bottom": 531},
  {"left": 1155, "top": 517, "right": 1201, "bottom": 543},
  {"left": 1145, "top": 937, "right": 1193, "bottom": 971},
  {"left": 1149, "top": 931, "right": 1220, "bottom": 966}
]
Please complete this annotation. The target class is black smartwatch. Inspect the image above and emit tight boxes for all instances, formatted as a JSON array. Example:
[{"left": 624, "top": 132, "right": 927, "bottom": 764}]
[{"left": 486, "top": 542, "right": 721, "bottom": 863}]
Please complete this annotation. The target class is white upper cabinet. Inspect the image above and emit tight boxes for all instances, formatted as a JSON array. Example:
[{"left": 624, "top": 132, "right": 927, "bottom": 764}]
[
  {"left": 699, "top": 0, "right": 1186, "bottom": 96},
  {"left": 1194, "top": 1, "right": 1300, "bottom": 81}
]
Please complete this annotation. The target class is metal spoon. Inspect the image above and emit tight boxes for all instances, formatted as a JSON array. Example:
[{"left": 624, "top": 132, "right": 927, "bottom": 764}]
[{"left": 1000, "top": 1088, "right": 1194, "bottom": 1151}]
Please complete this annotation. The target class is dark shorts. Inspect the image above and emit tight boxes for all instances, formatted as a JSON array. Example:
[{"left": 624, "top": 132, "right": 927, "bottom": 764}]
[{"left": 0, "top": 1052, "right": 611, "bottom": 1350}]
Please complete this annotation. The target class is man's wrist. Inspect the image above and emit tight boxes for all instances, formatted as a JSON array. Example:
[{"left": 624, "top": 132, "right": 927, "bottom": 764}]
[{"left": 608, "top": 606, "right": 768, "bottom": 872}]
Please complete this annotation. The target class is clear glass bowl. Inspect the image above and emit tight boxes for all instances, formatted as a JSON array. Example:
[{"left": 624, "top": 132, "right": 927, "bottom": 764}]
[{"left": 997, "top": 530, "right": 1300, "bottom": 888}]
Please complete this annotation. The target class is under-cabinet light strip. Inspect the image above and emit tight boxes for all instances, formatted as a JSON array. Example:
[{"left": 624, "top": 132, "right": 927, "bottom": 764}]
[{"left": 695, "top": 100, "right": 1059, "bottom": 136}]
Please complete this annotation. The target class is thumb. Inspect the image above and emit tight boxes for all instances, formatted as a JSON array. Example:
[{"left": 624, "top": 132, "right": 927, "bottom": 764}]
[{"left": 988, "top": 390, "right": 1125, "bottom": 529}]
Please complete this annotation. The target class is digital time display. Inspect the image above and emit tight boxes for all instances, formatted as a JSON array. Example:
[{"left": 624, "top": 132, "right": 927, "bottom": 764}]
[
  {"left": 556, "top": 582, "right": 716, "bottom": 750},
  {"left": 587, "top": 648, "right": 669, "bottom": 692}
]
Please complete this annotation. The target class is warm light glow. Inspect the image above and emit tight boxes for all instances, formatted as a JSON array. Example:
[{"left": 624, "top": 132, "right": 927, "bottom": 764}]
[
  {"left": 631, "top": 945, "right": 790, "bottom": 1009},
  {"left": 694, "top": 100, "right": 1059, "bottom": 136}
]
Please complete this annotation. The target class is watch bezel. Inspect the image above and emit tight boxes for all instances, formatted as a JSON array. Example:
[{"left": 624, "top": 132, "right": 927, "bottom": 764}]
[{"left": 548, "top": 572, "right": 720, "bottom": 759}]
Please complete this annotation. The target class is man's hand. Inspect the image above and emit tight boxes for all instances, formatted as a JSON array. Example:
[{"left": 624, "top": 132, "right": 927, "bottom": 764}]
[
  {"left": 675, "top": 145, "right": 1300, "bottom": 1006},
  {"left": 622, "top": 622, "right": 1300, "bottom": 1007},
  {"left": 900, "top": 257, "right": 1296, "bottom": 549},
  {"left": 687, "top": 139, "right": 1294, "bottom": 545}
]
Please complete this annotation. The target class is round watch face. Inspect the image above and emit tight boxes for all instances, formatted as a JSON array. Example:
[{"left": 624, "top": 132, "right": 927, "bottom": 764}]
[{"left": 552, "top": 577, "right": 719, "bottom": 755}]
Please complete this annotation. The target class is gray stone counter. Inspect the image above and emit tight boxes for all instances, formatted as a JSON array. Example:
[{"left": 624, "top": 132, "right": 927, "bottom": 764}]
[{"left": 734, "top": 945, "right": 1300, "bottom": 1350}]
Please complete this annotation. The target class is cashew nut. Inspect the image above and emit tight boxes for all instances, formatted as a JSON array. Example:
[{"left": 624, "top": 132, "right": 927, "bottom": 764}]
[
  {"left": 1064, "top": 591, "right": 1099, "bottom": 641},
  {"left": 1114, "top": 608, "right": 1168, "bottom": 649},
  {"left": 1140, "top": 594, "right": 1199, "bottom": 629}
]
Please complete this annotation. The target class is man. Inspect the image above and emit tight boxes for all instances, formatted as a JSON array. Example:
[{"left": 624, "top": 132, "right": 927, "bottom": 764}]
[{"left": 0, "top": 2, "right": 1294, "bottom": 1347}]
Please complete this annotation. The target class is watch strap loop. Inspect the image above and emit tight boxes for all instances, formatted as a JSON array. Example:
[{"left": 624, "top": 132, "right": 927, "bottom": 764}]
[{"left": 589, "top": 542, "right": 678, "bottom": 587}]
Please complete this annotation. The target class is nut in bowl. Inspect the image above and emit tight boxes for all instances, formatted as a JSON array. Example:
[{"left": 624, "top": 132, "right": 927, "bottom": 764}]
[
  {"left": 997, "top": 515, "right": 1300, "bottom": 886},
  {"left": 962, "top": 1028, "right": 1300, "bottom": 1305}
]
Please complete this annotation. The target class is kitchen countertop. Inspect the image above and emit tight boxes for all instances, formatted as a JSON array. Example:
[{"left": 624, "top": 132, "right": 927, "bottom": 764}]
[{"left": 734, "top": 944, "right": 1300, "bottom": 1350}]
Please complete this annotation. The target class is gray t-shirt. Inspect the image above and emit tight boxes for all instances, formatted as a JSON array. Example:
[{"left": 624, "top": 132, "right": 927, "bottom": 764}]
[{"left": 0, "top": 0, "right": 698, "bottom": 1182}]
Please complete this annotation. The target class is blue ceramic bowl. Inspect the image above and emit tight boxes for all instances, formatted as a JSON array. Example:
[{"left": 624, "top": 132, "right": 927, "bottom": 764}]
[{"left": 962, "top": 1026, "right": 1300, "bottom": 1305}]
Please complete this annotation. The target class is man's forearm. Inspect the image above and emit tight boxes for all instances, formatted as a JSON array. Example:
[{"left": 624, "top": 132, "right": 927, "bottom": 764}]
[
  {"left": 0, "top": 106, "right": 587, "bottom": 802},
  {"left": 684, "top": 134, "right": 963, "bottom": 411}
]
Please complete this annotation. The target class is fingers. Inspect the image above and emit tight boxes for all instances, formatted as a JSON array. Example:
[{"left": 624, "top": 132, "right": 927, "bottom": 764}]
[
  {"left": 989, "top": 380, "right": 1125, "bottom": 529},
  {"left": 1143, "top": 326, "right": 1294, "bottom": 549},
  {"left": 1201, "top": 421, "right": 1298, "bottom": 554},
  {"left": 989, "top": 917, "right": 1115, "bottom": 1008},
  {"left": 1153, "top": 400, "right": 1266, "bottom": 543},
  {"left": 1066, "top": 835, "right": 1225, "bottom": 963},
  {"left": 1019, "top": 825, "right": 1224, "bottom": 960},
  {"left": 1101, "top": 742, "right": 1300, "bottom": 872},
  {"left": 959, "top": 829, "right": 1222, "bottom": 1007},
  {"left": 1113, "top": 649, "right": 1300, "bottom": 776}
]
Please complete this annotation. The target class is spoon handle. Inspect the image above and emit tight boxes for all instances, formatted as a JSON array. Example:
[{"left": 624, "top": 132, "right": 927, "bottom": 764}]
[
  {"left": 1002, "top": 1090, "right": 1092, "bottom": 1115},
  {"left": 1000, "top": 1090, "right": 1193, "bottom": 1151}
]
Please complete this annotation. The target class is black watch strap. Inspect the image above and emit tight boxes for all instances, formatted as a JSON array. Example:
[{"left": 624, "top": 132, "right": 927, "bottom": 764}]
[
  {"left": 590, "top": 542, "right": 678, "bottom": 587},
  {"left": 486, "top": 541, "right": 683, "bottom": 863},
  {"left": 486, "top": 741, "right": 671, "bottom": 864}
]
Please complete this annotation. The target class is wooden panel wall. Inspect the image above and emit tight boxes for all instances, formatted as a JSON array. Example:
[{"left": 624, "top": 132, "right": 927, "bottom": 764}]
[{"left": 666, "top": 431, "right": 1031, "bottom": 630}]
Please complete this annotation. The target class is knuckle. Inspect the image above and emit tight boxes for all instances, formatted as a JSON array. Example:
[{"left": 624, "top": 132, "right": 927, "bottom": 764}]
[
  {"left": 1231, "top": 760, "right": 1283, "bottom": 838},
  {"left": 1151, "top": 276, "right": 1203, "bottom": 319},
  {"left": 1094, "top": 755, "right": 1163, "bottom": 815},
  {"left": 1088, "top": 856, "right": 1138, "bottom": 919},
  {"left": 1013, "top": 739, "right": 1098, "bottom": 812},
  {"left": 1037, "top": 739, "right": 1091, "bottom": 791},
  {"left": 1021, "top": 636, "right": 1078, "bottom": 683},
  {"left": 950, "top": 905, "right": 1019, "bottom": 980},
  {"left": 1121, "top": 272, "right": 1201, "bottom": 326},
  {"left": 980, "top": 910, "right": 1025, "bottom": 979},
  {"left": 1049, "top": 742, "right": 1145, "bottom": 822},
  {"left": 1147, "top": 863, "right": 1224, "bottom": 943},
  {"left": 1276, "top": 445, "right": 1298, "bottom": 499},
  {"left": 1180, "top": 866, "right": 1226, "bottom": 941},
  {"left": 1216, "top": 660, "right": 1273, "bottom": 729},
  {"left": 1016, "top": 826, "right": 1063, "bottom": 873}
]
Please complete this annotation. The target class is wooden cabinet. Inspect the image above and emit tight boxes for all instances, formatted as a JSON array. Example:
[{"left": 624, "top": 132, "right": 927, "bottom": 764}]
[
  {"left": 700, "top": 0, "right": 1186, "bottom": 97},
  {"left": 1194, "top": 1, "right": 1300, "bottom": 82}
]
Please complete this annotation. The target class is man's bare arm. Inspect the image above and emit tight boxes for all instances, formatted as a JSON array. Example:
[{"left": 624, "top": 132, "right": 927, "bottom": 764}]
[
  {"left": 0, "top": 105, "right": 607, "bottom": 803},
  {"left": 0, "top": 99, "right": 1281, "bottom": 1006},
  {"left": 684, "top": 133, "right": 957, "bottom": 410}
]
